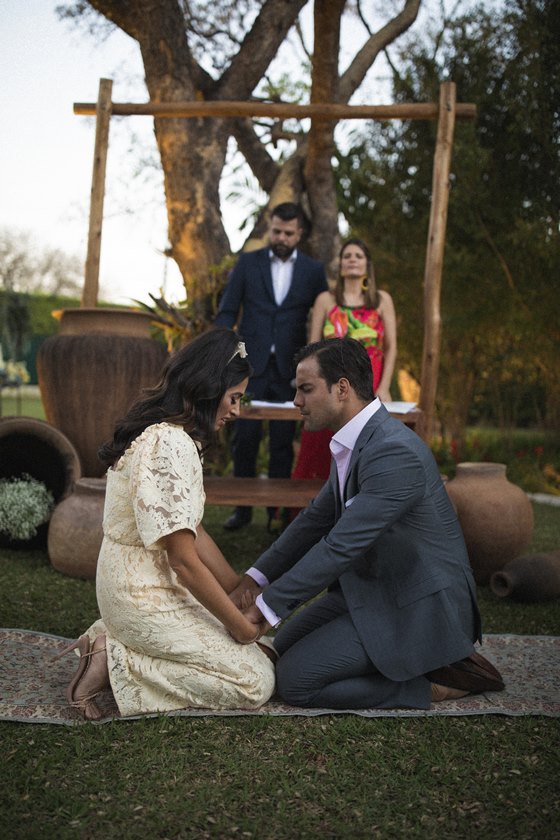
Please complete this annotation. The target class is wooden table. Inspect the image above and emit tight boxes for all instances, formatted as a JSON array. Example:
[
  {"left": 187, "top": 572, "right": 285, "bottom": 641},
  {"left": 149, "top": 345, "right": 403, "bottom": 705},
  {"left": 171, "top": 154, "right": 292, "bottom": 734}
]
[
  {"left": 204, "top": 476, "right": 324, "bottom": 508},
  {"left": 204, "top": 403, "right": 423, "bottom": 508},
  {"left": 239, "top": 403, "right": 422, "bottom": 430}
]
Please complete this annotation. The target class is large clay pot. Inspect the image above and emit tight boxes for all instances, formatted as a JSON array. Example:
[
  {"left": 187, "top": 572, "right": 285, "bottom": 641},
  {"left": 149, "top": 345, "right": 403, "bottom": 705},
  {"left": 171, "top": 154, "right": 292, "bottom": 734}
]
[
  {"left": 48, "top": 477, "right": 106, "bottom": 580},
  {"left": 37, "top": 308, "right": 167, "bottom": 477},
  {"left": 446, "top": 462, "right": 534, "bottom": 585},
  {"left": 0, "top": 416, "right": 81, "bottom": 549},
  {"left": 490, "top": 551, "right": 560, "bottom": 602}
]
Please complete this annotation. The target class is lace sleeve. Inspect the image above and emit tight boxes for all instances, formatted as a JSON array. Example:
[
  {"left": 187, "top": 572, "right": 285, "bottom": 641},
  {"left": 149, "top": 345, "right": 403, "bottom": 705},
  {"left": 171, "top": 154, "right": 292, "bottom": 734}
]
[{"left": 129, "top": 425, "right": 205, "bottom": 550}]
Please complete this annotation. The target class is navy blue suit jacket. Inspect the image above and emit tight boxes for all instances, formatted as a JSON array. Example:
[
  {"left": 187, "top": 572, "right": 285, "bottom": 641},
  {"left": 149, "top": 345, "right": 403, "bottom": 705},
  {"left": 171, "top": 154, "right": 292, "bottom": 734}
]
[{"left": 215, "top": 248, "right": 327, "bottom": 378}]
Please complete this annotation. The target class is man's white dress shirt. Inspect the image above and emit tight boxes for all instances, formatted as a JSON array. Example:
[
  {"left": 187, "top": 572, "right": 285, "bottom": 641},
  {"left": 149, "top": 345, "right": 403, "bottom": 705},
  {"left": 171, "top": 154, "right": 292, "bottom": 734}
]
[{"left": 249, "top": 398, "right": 382, "bottom": 627}]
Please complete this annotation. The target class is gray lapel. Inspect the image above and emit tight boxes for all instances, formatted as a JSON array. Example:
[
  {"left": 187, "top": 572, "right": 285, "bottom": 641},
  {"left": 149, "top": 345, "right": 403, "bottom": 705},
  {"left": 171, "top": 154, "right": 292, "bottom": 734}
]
[
  {"left": 330, "top": 457, "right": 342, "bottom": 519},
  {"left": 342, "top": 404, "right": 389, "bottom": 502}
]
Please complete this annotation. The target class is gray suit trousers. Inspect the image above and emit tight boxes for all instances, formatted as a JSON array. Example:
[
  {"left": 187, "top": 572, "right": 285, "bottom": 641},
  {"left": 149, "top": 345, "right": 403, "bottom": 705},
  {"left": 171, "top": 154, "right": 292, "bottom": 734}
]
[{"left": 274, "top": 590, "right": 432, "bottom": 710}]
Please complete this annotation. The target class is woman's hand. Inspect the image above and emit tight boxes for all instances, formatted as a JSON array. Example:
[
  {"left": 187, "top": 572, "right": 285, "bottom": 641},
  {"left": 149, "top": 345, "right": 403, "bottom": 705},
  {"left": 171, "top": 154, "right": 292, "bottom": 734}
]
[{"left": 229, "top": 616, "right": 261, "bottom": 645}]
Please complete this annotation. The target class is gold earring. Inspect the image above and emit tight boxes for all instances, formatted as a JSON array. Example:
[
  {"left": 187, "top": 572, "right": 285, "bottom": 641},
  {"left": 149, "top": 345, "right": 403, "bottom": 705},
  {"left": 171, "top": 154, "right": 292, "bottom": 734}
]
[{"left": 360, "top": 276, "right": 368, "bottom": 291}]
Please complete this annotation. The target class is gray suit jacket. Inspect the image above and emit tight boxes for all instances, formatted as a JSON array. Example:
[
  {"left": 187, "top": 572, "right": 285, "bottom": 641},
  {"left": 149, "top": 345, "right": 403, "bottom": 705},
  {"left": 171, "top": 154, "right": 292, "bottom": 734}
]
[{"left": 255, "top": 405, "right": 481, "bottom": 682}]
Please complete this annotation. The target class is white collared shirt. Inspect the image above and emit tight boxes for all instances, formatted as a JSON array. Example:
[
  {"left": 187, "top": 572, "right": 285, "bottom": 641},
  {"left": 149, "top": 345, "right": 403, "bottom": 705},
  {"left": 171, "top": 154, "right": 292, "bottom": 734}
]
[
  {"left": 249, "top": 397, "right": 382, "bottom": 626},
  {"left": 269, "top": 249, "right": 297, "bottom": 306},
  {"left": 330, "top": 398, "right": 382, "bottom": 500}
]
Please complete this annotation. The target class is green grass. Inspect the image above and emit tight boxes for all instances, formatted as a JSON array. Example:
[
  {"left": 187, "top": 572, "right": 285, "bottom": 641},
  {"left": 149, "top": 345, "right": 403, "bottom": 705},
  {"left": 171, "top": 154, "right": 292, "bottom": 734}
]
[
  {"left": 1, "top": 503, "right": 559, "bottom": 839},
  {"left": 0, "top": 387, "right": 46, "bottom": 421}
]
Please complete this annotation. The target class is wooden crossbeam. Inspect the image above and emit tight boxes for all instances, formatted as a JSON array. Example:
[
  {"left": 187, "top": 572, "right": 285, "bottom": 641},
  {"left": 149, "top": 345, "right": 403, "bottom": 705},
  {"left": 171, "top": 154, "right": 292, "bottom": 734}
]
[{"left": 74, "top": 99, "right": 476, "bottom": 121}]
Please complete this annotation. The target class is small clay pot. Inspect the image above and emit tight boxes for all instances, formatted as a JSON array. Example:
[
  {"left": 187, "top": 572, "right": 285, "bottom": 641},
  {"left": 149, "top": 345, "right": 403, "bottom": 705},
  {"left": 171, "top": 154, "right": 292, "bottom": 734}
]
[
  {"left": 445, "top": 462, "right": 534, "bottom": 585},
  {"left": 490, "top": 551, "right": 560, "bottom": 602},
  {"left": 0, "top": 417, "right": 81, "bottom": 550},
  {"left": 47, "top": 477, "right": 106, "bottom": 580}
]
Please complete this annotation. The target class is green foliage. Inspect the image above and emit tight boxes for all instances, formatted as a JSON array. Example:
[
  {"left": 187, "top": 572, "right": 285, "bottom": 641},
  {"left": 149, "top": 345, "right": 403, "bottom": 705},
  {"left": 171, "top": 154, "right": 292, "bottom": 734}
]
[
  {"left": 132, "top": 255, "right": 237, "bottom": 350},
  {"left": 0, "top": 290, "right": 31, "bottom": 361},
  {"left": 0, "top": 387, "right": 46, "bottom": 420},
  {"left": 337, "top": 0, "right": 560, "bottom": 437},
  {"left": 0, "top": 289, "right": 80, "bottom": 339},
  {"left": 431, "top": 426, "right": 560, "bottom": 494}
]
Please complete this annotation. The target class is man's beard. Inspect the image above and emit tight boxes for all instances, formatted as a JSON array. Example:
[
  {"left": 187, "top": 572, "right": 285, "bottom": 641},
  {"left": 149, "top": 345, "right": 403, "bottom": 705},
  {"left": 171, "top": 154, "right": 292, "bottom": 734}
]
[{"left": 271, "top": 242, "right": 295, "bottom": 260}]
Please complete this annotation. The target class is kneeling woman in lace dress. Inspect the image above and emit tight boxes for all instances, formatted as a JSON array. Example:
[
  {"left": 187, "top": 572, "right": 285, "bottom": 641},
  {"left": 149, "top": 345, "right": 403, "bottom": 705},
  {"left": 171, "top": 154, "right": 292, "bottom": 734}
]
[{"left": 59, "top": 329, "right": 275, "bottom": 720}]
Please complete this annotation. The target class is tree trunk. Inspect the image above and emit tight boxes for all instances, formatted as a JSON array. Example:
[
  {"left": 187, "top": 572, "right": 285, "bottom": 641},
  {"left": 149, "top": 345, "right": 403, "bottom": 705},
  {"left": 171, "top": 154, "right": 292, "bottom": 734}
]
[
  {"left": 303, "top": 0, "right": 346, "bottom": 272},
  {"left": 87, "top": 0, "right": 308, "bottom": 291},
  {"left": 131, "top": 5, "right": 230, "bottom": 300}
]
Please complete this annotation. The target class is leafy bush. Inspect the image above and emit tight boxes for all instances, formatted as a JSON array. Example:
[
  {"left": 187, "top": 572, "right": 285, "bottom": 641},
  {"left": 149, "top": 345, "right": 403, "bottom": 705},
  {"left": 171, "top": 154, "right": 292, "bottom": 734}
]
[{"left": 431, "top": 428, "right": 560, "bottom": 494}]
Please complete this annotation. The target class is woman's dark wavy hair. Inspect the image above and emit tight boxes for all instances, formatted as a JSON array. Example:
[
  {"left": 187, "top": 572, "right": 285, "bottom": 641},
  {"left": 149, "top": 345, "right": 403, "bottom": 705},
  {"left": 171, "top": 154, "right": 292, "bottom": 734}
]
[
  {"left": 98, "top": 328, "right": 253, "bottom": 468},
  {"left": 334, "top": 237, "right": 379, "bottom": 309}
]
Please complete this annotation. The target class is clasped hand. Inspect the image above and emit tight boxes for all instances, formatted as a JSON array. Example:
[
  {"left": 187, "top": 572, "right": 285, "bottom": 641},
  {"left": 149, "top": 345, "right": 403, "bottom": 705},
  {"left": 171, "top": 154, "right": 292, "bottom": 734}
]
[
  {"left": 229, "top": 575, "right": 271, "bottom": 642},
  {"left": 229, "top": 573, "right": 262, "bottom": 609}
]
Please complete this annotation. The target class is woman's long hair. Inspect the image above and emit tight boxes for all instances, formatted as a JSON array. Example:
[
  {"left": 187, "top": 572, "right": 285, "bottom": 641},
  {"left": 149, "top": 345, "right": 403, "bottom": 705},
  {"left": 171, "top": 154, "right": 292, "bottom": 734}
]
[
  {"left": 333, "top": 237, "right": 379, "bottom": 309},
  {"left": 98, "top": 328, "right": 252, "bottom": 467}
]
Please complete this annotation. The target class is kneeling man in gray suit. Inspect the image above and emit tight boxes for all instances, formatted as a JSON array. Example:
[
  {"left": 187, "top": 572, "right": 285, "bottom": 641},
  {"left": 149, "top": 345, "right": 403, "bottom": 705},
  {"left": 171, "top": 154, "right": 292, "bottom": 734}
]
[{"left": 231, "top": 337, "right": 504, "bottom": 709}]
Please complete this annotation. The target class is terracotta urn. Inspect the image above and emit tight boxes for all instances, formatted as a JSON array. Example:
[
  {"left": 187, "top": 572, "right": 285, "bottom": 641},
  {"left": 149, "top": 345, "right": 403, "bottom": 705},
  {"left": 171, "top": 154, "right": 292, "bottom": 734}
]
[
  {"left": 37, "top": 308, "right": 167, "bottom": 477},
  {"left": 0, "top": 417, "right": 81, "bottom": 549},
  {"left": 48, "top": 477, "right": 106, "bottom": 580},
  {"left": 445, "top": 462, "right": 534, "bottom": 585},
  {"left": 490, "top": 551, "right": 560, "bottom": 602}
]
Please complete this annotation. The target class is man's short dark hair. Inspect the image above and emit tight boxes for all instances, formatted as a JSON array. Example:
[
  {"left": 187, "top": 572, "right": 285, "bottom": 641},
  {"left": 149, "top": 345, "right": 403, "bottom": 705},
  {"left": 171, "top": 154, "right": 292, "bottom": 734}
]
[
  {"left": 270, "top": 202, "right": 304, "bottom": 226},
  {"left": 294, "top": 338, "right": 374, "bottom": 402}
]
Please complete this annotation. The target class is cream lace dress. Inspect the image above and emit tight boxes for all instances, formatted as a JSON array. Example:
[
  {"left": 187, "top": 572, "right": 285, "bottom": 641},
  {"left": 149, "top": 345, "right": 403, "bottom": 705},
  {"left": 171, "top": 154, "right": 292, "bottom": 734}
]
[{"left": 85, "top": 422, "right": 275, "bottom": 716}]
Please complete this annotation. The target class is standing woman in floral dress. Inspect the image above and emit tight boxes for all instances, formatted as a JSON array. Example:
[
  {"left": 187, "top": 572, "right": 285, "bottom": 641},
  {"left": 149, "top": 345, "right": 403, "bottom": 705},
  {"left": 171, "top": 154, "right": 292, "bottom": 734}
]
[{"left": 291, "top": 238, "right": 397, "bottom": 482}]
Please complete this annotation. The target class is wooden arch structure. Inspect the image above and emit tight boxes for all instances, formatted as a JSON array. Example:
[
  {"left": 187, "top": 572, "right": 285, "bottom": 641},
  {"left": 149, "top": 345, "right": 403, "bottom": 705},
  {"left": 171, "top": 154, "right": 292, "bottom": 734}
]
[{"left": 74, "top": 79, "right": 477, "bottom": 439}]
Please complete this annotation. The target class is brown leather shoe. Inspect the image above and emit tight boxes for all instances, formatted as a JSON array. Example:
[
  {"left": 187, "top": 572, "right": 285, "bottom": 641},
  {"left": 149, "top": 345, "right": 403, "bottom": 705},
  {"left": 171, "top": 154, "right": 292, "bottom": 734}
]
[{"left": 426, "top": 652, "right": 505, "bottom": 694}]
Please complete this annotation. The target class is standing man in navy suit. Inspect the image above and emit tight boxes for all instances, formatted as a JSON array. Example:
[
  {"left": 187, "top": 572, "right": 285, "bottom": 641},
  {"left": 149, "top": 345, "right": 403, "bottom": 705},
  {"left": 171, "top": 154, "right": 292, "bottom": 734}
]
[{"left": 215, "top": 203, "right": 327, "bottom": 531}]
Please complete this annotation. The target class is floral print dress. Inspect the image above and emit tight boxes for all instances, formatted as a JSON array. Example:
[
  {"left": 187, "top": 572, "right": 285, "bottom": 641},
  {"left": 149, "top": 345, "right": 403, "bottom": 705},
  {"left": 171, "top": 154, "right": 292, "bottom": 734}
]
[{"left": 322, "top": 304, "right": 385, "bottom": 388}]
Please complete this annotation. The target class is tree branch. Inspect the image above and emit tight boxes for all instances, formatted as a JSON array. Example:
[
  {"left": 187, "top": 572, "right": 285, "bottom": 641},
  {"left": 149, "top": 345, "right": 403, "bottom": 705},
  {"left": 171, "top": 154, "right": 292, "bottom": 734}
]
[
  {"left": 338, "top": 0, "right": 422, "bottom": 103},
  {"left": 218, "top": 0, "right": 308, "bottom": 100},
  {"left": 231, "top": 118, "right": 280, "bottom": 194},
  {"left": 87, "top": 0, "right": 201, "bottom": 97}
]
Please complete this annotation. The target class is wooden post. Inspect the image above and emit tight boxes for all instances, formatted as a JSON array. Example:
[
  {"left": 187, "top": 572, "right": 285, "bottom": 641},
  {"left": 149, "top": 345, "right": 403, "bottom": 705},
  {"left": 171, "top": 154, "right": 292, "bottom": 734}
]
[
  {"left": 418, "top": 82, "right": 457, "bottom": 440},
  {"left": 82, "top": 78, "right": 113, "bottom": 308}
]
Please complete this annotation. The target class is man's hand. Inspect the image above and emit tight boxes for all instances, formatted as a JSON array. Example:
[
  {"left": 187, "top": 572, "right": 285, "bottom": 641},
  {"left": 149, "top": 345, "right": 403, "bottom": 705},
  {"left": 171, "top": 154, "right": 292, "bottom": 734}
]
[
  {"left": 229, "top": 574, "right": 262, "bottom": 609},
  {"left": 243, "top": 603, "right": 272, "bottom": 639}
]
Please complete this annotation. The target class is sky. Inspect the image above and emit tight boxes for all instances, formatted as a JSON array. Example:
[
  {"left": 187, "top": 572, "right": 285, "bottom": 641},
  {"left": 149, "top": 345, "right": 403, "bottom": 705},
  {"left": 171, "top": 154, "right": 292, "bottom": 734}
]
[
  {"left": 0, "top": 0, "right": 187, "bottom": 305},
  {"left": 0, "top": 1, "right": 413, "bottom": 307}
]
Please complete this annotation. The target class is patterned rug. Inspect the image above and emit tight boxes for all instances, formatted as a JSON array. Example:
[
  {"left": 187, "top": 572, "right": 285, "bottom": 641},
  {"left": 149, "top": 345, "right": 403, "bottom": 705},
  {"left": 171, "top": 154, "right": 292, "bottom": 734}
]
[{"left": 1, "top": 629, "right": 558, "bottom": 725}]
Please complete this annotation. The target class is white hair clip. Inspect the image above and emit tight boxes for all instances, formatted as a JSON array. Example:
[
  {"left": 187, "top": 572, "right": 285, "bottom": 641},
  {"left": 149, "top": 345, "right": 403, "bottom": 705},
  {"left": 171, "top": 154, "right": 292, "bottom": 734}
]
[{"left": 227, "top": 341, "right": 248, "bottom": 364}]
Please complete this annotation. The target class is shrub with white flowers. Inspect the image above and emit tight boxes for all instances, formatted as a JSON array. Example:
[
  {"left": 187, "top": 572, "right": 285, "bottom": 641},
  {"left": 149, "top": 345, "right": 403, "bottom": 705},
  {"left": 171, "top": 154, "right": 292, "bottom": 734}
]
[
  {"left": 0, "top": 356, "right": 31, "bottom": 388},
  {"left": 0, "top": 473, "right": 55, "bottom": 541}
]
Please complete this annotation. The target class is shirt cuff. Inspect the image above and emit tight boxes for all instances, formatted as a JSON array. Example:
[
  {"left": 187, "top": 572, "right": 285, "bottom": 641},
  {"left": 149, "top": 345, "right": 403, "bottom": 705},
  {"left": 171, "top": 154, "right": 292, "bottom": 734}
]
[
  {"left": 246, "top": 567, "right": 269, "bottom": 587},
  {"left": 256, "top": 593, "right": 282, "bottom": 628}
]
